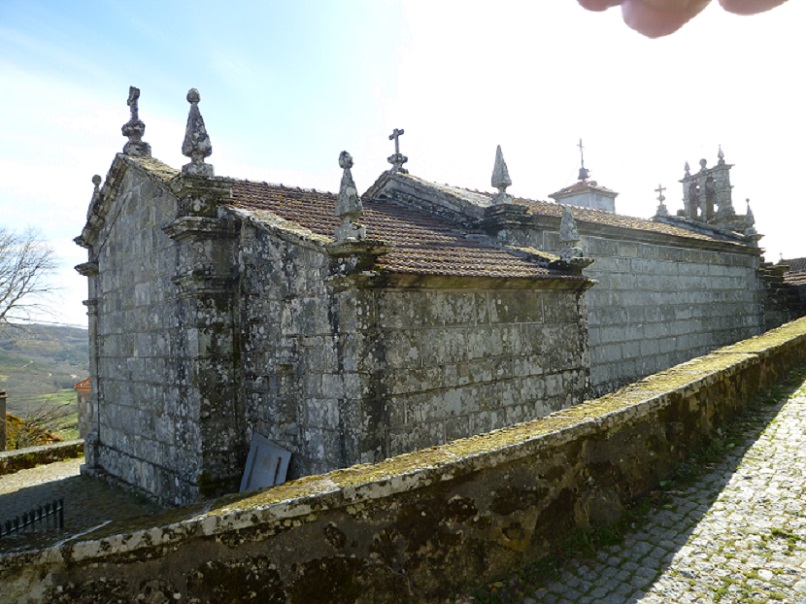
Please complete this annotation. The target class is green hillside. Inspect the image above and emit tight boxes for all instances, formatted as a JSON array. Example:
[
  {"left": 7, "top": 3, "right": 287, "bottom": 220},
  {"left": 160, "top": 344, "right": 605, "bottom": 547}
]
[{"left": 0, "top": 324, "right": 89, "bottom": 432}]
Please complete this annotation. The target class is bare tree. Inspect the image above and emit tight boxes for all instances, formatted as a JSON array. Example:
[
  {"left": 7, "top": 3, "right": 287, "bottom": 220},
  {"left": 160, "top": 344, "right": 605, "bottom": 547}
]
[
  {"left": 10, "top": 401, "right": 73, "bottom": 449},
  {"left": 0, "top": 227, "right": 56, "bottom": 326}
]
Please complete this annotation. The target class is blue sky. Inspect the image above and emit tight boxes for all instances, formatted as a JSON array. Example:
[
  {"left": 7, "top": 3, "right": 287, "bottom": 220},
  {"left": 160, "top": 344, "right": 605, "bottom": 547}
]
[{"left": 2, "top": 1, "right": 805, "bottom": 326}]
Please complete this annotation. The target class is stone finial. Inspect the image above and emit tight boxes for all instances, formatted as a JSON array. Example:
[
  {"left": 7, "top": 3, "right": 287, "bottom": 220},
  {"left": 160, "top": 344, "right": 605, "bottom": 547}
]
[
  {"left": 654, "top": 183, "right": 669, "bottom": 217},
  {"left": 181, "top": 88, "right": 213, "bottom": 177},
  {"left": 559, "top": 206, "right": 584, "bottom": 262},
  {"left": 717, "top": 145, "right": 725, "bottom": 165},
  {"left": 699, "top": 158, "right": 708, "bottom": 171},
  {"left": 684, "top": 161, "right": 691, "bottom": 177},
  {"left": 744, "top": 198, "right": 757, "bottom": 233},
  {"left": 87, "top": 174, "right": 103, "bottom": 221},
  {"left": 334, "top": 151, "right": 366, "bottom": 242},
  {"left": 491, "top": 145, "right": 513, "bottom": 205},
  {"left": 121, "top": 86, "right": 152, "bottom": 157},
  {"left": 387, "top": 128, "right": 409, "bottom": 174}
]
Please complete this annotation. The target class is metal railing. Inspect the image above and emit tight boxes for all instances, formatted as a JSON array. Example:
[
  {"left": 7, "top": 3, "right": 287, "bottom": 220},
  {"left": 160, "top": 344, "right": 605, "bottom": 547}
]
[{"left": 0, "top": 498, "right": 64, "bottom": 538}]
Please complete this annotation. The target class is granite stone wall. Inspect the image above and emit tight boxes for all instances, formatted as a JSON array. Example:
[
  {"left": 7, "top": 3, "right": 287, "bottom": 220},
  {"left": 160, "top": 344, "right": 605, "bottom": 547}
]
[
  {"left": 360, "top": 286, "right": 590, "bottom": 460},
  {"left": 81, "top": 159, "right": 594, "bottom": 505},
  {"left": 6, "top": 318, "right": 805, "bottom": 604},
  {"left": 237, "top": 219, "right": 337, "bottom": 478},
  {"left": 504, "top": 223, "right": 765, "bottom": 396},
  {"left": 84, "top": 163, "right": 204, "bottom": 504},
  {"left": 238, "top": 216, "right": 592, "bottom": 480},
  {"left": 581, "top": 236, "right": 764, "bottom": 395},
  {"left": 84, "top": 157, "right": 772, "bottom": 507}
]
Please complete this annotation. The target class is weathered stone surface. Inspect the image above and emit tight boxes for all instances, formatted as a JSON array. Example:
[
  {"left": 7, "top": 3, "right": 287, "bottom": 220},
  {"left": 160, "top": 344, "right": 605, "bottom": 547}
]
[
  {"left": 181, "top": 88, "right": 213, "bottom": 177},
  {"left": 2, "top": 317, "right": 805, "bottom": 604},
  {"left": 75, "top": 154, "right": 591, "bottom": 505},
  {"left": 334, "top": 151, "right": 366, "bottom": 242},
  {"left": 121, "top": 86, "right": 151, "bottom": 157},
  {"left": 0, "top": 440, "right": 84, "bottom": 475},
  {"left": 491, "top": 144, "right": 513, "bottom": 205}
]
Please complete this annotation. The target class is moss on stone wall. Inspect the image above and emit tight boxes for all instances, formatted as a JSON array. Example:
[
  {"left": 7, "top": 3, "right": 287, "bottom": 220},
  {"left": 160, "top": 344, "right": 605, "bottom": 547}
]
[
  {"left": 0, "top": 440, "right": 84, "bottom": 476},
  {"left": 3, "top": 318, "right": 806, "bottom": 604}
]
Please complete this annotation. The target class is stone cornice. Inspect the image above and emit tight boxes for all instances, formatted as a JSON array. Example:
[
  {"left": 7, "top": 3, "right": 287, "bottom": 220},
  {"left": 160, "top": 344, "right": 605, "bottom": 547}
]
[
  {"left": 163, "top": 216, "right": 238, "bottom": 242},
  {"left": 330, "top": 271, "right": 595, "bottom": 292}
]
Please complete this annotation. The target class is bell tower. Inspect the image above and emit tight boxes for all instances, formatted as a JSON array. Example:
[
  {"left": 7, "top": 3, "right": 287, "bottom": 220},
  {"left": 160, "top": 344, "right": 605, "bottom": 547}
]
[{"left": 679, "top": 146, "right": 735, "bottom": 224}]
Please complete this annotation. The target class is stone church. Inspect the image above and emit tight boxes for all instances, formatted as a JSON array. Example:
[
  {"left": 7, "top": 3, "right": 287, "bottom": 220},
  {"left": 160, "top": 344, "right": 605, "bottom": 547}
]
[{"left": 75, "top": 87, "right": 791, "bottom": 505}]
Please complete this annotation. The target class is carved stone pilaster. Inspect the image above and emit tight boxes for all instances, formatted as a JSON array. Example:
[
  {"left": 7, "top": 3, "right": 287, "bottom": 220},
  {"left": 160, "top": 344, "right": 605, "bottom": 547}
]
[{"left": 163, "top": 183, "right": 243, "bottom": 498}]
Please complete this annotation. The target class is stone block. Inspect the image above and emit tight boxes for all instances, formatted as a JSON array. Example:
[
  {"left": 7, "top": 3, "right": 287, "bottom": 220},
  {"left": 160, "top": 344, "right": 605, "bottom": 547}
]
[
  {"left": 616, "top": 241, "right": 639, "bottom": 258},
  {"left": 639, "top": 339, "right": 660, "bottom": 357},
  {"left": 444, "top": 415, "right": 470, "bottom": 441}
]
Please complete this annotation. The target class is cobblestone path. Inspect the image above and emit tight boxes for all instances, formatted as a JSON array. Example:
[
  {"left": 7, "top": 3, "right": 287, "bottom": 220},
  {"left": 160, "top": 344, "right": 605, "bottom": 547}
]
[
  {"left": 512, "top": 378, "right": 806, "bottom": 603},
  {"left": 0, "top": 457, "right": 161, "bottom": 552}
]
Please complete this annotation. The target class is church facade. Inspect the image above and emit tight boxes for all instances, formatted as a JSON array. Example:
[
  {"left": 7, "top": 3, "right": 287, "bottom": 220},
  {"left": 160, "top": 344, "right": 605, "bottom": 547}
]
[{"left": 75, "top": 88, "right": 792, "bottom": 504}]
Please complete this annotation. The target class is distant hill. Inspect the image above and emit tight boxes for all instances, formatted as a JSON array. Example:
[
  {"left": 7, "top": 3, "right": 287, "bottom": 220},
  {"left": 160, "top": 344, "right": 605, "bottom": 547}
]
[{"left": 0, "top": 324, "right": 89, "bottom": 417}]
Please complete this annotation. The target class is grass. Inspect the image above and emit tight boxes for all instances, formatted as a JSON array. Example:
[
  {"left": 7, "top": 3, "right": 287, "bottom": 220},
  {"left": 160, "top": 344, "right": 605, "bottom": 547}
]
[
  {"left": 4, "top": 388, "right": 80, "bottom": 447},
  {"left": 769, "top": 527, "right": 800, "bottom": 552}
]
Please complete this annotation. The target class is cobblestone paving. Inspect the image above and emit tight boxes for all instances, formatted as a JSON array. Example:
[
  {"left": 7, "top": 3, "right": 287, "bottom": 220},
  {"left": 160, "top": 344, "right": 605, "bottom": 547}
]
[
  {"left": 519, "top": 381, "right": 806, "bottom": 604},
  {"left": 0, "top": 457, "right": 161, "bottom": 553}
]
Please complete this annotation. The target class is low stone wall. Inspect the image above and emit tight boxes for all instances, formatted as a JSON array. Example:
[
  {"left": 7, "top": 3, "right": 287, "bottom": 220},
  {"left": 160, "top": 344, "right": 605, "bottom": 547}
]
[
  {"left": 3, "top": 318, "right": 806, "bottom": 604},
  {"left": 0, "top": 440, "right": 84, "bottom": 477}
]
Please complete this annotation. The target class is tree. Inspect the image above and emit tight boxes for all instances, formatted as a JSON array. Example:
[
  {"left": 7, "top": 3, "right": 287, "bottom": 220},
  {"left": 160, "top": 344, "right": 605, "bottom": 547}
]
[{"left": 0, "top": 227, "right": 56, "bottom": 326}]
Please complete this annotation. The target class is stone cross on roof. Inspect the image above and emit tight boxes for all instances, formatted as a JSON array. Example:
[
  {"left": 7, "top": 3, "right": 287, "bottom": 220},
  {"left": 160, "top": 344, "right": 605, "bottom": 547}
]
[
  {"left": 654, "top": 183, "right": 669, "bottom": 218},
  {"left": 121, "top": 86, "right": 152, "bottom": 157},
  {"left": 181, "top": 88, "right": 213, "bottom": 177},
  {"left": 491, "top": 145, "right": 513, "bottom": 205},
  {"left": 387, "top": 128, "right": 409, "bottom": 174},
  {"left": 334, "top": 151, "right": 366, "bottom": 242},
  {"left": 577, "top": 138, "right": 590, "bottom": 181}
]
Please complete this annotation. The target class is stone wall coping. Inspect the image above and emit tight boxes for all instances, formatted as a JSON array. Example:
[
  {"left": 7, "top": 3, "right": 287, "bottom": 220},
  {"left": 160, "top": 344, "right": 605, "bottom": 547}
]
[
  {"left": 0, "top": 440, "right": 84, "bottom": 476},
  {"left": 530, "top": 212, "right": 759, "bottom": 255},
  {"left": 77, "top": 154, "right": 177, "bottom": 250},
  {"left": 3, "top": 317, "right": 806, "bottom": 570}
]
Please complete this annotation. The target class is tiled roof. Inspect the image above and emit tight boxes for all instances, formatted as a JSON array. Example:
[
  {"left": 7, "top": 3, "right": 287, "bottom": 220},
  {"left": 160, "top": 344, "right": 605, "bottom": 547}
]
[
  {"left": 782, "top": 258, "right": 806, "bottom": 286},
  {"left": 785, "top": 273, "right": 806, "bottom": 287},
  {"left": 228, "top": 181, "right": 578, "bottom": 281},
  {"left": 782, "top": 258, "right": 806, "bottom": 273},
  {"left": 381, "top": 173, "right": 747, "bottom": 246},
  {"left": 74, "top": 377, "right": 91, "bottom": 393},
  {"left": 516, "top": 196, "right": 727, "bottom": 242},
  {"left": 549, "top": 179, "right": 617, "bottom": 198}
]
